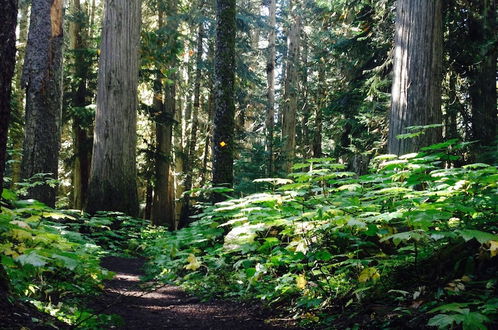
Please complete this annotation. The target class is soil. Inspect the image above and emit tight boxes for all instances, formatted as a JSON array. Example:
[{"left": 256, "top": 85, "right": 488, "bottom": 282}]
[
  {"left": 0, "top": 291, "right": 67, "bottom": 330},
  {"left": 87, "top": 256, "right": 304, "bottom": 330}
]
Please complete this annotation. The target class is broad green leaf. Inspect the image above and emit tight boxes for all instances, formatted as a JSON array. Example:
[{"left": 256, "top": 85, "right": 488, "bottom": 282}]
[
  {"left": 428, "top": 313, "right": 463, "bottom": 328},
  {"left": 16, "top": 252, "right": 47, "bottom": 267},
  {"left": 457, "top": 230, "right": 498, "bottom": 244}
]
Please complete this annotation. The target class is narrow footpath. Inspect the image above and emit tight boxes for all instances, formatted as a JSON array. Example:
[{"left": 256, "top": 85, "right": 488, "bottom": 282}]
[{"left": 91, "top": 256, "right": 301, "bottom": 330}]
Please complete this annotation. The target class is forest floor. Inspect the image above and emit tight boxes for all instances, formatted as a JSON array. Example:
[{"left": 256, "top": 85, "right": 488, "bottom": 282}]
[{"left": 89, "top": 256, "right": 304, "bottom": 330}]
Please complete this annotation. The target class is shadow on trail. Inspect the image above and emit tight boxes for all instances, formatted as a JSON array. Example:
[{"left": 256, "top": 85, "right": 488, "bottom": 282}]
[{"left": 91, "top": 256, "right": 301, "bottom": 330}]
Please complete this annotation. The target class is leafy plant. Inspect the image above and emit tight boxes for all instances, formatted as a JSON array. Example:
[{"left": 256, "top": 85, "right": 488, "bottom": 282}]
[{"left": 141, "top": 141, "right": 497, "bottom": 327}]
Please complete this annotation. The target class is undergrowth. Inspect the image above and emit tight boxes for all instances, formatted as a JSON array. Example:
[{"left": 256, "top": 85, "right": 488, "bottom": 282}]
[
  {"left": 141, "top": 140, "right": 498, "bottom": 329},
  {"left": 1, "top": 139, "right": 497, "bottom": 329},
  {"left": 0, "top": 189, "right": 145, "bottom": 328}
]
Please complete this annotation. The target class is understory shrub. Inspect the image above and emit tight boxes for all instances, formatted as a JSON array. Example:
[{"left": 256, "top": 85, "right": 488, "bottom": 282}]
[{"left": 142, "top": 140, "right": 498, "bottom": 328}]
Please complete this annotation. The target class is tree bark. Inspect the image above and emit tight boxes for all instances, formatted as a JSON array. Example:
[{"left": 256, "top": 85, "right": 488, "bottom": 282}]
[
  {"left": 212, "top": 0, "right": 236, "bottom": 202},
  {"left": 86, "top": 0, "right": 141, "bottom": 216},
  {"left": 152, "top": 1, "right": 178, "bottom": 229},
  {"left": 281, "top": 1, "right": 301, "bottom": 173},
  {"left": 468, "top": 0, "right": 497, "bottom": 148},
  {"left": 21, "top": 0, "right": 64, "bottom": 207},
  {"left": 313, "top": 65, "right": 325, "bottom": 158},
  {"left": 300, "top": 32, "right": 311, "bottom": 158},
  {"left": 265, "top": 0, "right": 276, "bottom": 175},
  {"left": 200, "top": 40, "right": 215, "bottom": 188},
  {"left": 70, "top": 0, "right": 93, "bottom": 210},
  {"left": 0, "top": 0, "right": 18, "bottom": 194},
  {"left": 144, "top": 181, "right": 153, "bottom": 220},
  {"left": 180, "top": 8, "right": 204, "bottom": 227},
  {"left": 10, "top": 2, "right": 29, "bottom": 189},
  {"left": 388, "top": 0, "right": 443, "bottom": 155},
  {"left": 151, "top": 78, "right": 176, "bottom": 228},
  {"left": 444, "top": 72, "right": 459, "bottom": 140}
]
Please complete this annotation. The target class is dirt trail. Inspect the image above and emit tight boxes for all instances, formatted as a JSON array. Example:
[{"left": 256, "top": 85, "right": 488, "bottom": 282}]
[{"left": 92, "top": 256, "right": 299, "bottom": 330}]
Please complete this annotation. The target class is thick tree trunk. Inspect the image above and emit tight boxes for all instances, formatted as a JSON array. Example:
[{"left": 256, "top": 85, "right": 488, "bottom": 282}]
[
  {"left": 86, "top": 0, "right": 141, "bottom": 216},
  {"left": 265, "top": 0, "right": 276, "bottom": 175},
  {"left": 469, "top": 0, "right": 497, "bottom": 148},
  {"left": 21, "top": 0, "right": 64, "bottom": 207},
  {"left": 388, "top": 0, "right": 443, "bottom": 155},
  {"left": 281, "top": 2, "right": 301, "bottom": 173},
  {"left": 0, "top": 0, "right": 18, "bottom": 194},
  {"left": 212, "top": 0, "right": 236, "bottom": 202}
]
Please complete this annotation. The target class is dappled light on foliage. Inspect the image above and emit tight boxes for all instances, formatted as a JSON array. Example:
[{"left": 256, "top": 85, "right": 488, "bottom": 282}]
[{"left": 141, "top": 143, "right": 498, "bottom": 328}]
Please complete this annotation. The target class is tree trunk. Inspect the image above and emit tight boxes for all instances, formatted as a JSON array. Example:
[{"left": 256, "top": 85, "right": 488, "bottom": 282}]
[
  {"left": 200, "top": 93, "right": 214, "bottom": 187},
  {"left": 444, "top": 72, "right": 459, "bottom": 140},
  {"left": 281, "top": 1, "right": 301, "bottom": 173},
  {"left": 200, "top": 40, "right": 215, "bottom": 188},
  {"left": 313, "top": 65, "right": 325, "bottom": 158},
  {"left": 21, "top": 0, "right": 64, "bottom": 207},
  {"left": 180, "top": 12, "right": 204, "bottom": 228},
  {"left": 151, "top": 78, "right": 177, "bottom": 228},
  {"left": 388, "top": 0, "right": 443, "bottom": 155},
  {"left": 212, "top": 0, "right": 236, "bottom": 202},
  {"left": 300, "top": 32, "right": 310, "bottom": 158},
  {"left": 469, "top": 0, "right": 497, "bottom": 148},
  {"left": 265, "top": 0, "right": 276, "bottom": 176},
  {"left": 173, "top": 91, "right": 184, "bottom": 226},
  {"left": 144, "top": 182, "right": 153, "bottom": 220},
  {"left": 86, "top": 0, "right": 141, "bottom": 216},
  {"left": 152, "top": 1, "right": 178, "bottom": 229},
  {"left": 70, "top": 0, "right": 93, "bottom": 210},
  {"left": 0, "top": 0, "right": 18, "bottom": 194},
  {"left": 10, "top": 2, "right": 29, "bottom": 189}
]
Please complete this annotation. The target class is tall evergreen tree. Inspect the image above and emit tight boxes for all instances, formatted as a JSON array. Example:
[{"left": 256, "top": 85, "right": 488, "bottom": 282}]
[
  {"left": 86, "top": 0, "right": 141, "bottom": 216},
  {"left": 281, "top": 1, "right": 301, "bottom": 173},
  {"left": 69, "top": 0, "right": 94, "bottom": 210},
  {"left": 212, "top": 0, "right": 236, "bottom": 202},
  {"left": 468, "top": 0, "right": 497, "bottom": 148},
  {"left": 388, "top": 0, "right": 443, "bottom": 155},
  {"left": 9, "top": 1, "right": 29, "bottom": 189},
  {"left": 265, "top": 0, "right": 277, "bottom": 175},
  {"left": 180, "top": 1, "right": 205, "bottom": 227},
  {"left": 0, "top": 0, "right": 18, "bottom": 193},
  {"left": 152, "top": 0, "right": 179, "bottom": 228},
  {"left": 21, "top": 0, "right": 64, "bottom": 207}
]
